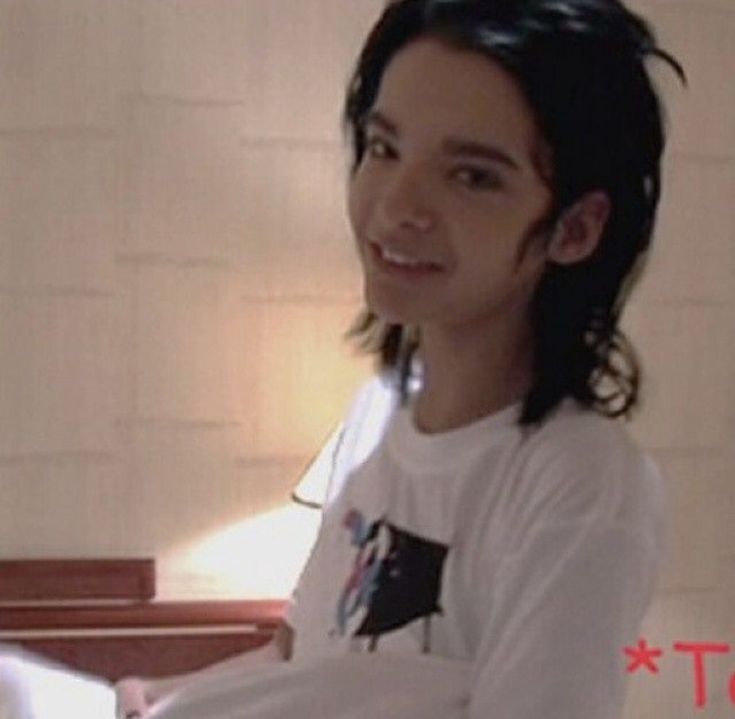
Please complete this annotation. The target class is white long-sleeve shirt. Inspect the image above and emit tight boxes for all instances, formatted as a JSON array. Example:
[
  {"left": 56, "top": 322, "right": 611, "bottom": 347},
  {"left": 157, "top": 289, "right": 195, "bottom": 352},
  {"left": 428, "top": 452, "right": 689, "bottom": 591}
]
[
  {"left": 0, "top": 375, "right": 665, "bottom": 719},
  {"left": 286, "top": 374, "right": 665, "bottom": 719}
]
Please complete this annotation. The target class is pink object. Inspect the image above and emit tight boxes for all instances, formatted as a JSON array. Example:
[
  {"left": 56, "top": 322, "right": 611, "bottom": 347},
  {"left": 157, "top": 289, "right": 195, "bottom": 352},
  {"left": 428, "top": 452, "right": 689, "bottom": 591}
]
[{"left": 115, "top": 677, "right": 149, "bottom": 718}]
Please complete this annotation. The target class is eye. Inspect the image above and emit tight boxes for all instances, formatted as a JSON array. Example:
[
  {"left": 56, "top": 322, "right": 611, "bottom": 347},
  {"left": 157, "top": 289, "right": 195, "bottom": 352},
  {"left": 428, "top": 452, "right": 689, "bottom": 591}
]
[
  {"left": 452, "top": 166, "right": 503, "bottom": 191},
  {"left": 364, "top": 136, "right": 395, "bottom": 160}
]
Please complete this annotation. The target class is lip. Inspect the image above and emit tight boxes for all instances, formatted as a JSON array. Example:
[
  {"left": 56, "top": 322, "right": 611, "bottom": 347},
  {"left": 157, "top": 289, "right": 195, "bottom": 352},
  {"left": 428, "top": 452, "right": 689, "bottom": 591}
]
[{"left": 368, "top": 241, "right": 447, "bottom": 279}]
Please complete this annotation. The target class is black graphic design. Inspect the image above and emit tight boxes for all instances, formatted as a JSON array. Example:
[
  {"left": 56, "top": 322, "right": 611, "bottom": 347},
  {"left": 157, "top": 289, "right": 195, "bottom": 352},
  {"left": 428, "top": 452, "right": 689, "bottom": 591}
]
[{"left": 336, "top": 509, "right": 449, "bottom": 652}]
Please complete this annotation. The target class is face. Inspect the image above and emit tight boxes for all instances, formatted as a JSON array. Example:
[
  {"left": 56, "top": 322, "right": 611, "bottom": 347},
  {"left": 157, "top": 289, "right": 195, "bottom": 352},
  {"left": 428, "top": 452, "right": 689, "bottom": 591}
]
[{"left": 347, "top": 36, "right": 555, "bottom": 335}]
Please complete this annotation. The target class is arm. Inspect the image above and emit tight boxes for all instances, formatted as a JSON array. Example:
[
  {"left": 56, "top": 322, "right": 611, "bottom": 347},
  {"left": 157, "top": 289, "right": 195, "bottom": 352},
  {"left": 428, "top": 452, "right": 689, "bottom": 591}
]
[
  {"left": 467, "top": 521, "right": 659, "bottom": 719},
  {"left": 115, "top": 622, "right": 293, "bottom": 718}
]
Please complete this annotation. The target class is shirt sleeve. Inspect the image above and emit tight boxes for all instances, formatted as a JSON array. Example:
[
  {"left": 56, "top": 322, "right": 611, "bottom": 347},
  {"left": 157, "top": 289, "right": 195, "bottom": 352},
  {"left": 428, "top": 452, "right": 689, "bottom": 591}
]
[
  {"left": 290, "top": 422, "right": 346, "bottom": 510},
  {"left": 468, "top": 518, "right": 661, "bottom": 719},
  {"left": 284, "top": 374, "right": 400, "bottom": 641},
  {"left": 283, "top": 426, "right": 343, "bottom": 634}
]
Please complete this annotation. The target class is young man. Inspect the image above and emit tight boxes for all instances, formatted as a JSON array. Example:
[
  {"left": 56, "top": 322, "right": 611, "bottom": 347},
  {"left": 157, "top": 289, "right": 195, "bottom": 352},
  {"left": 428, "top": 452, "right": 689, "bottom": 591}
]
[{"left": 2, "top": 1, "right": 684, "bottom": 717}]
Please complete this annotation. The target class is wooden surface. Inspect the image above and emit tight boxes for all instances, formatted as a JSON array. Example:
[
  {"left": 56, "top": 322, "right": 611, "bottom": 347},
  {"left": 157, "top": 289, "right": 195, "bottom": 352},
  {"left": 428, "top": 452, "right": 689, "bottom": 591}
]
[
  {"left": 0, "top": 559, "right": 287, "bottom": 681},
  {"left": 13, "top": 631, "right": 276, "bottom": 682},
  {"left": 1, "top": 600, "right": 287, "bottom": 681},
  {"left": 0, "top": 599, "right": 286, "bottom": 631},
  {"left": 0, "top": 559, "right": 155, "bottom": 602}
]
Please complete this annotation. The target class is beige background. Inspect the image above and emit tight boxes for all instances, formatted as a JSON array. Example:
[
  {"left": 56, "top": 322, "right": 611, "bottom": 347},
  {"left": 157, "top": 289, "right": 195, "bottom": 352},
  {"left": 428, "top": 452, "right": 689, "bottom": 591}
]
[{"left": 0, "top": 1, "right": 732, "bottom": 717}]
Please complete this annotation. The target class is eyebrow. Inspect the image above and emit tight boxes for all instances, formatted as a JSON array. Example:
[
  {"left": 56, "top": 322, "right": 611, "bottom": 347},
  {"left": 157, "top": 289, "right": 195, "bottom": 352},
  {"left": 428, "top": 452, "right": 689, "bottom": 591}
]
[{"left": 364, "top": 109, "right": 522, "bottom": 173}]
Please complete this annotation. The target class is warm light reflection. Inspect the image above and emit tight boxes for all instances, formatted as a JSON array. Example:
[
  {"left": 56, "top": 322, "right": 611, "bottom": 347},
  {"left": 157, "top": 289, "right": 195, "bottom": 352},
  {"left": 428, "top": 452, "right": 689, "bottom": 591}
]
[{"left": 157, "top": 504, "right": 321, "bottom": 600}]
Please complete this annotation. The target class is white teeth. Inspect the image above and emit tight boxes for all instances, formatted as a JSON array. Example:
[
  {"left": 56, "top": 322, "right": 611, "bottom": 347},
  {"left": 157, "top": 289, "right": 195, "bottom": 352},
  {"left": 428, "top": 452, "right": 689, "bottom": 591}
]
[
  {"left": 380, "top": 246, "right": 440, "bottom": 269},
  {"left": 383, "top": 248, "right": 420, "bottom": 266}
]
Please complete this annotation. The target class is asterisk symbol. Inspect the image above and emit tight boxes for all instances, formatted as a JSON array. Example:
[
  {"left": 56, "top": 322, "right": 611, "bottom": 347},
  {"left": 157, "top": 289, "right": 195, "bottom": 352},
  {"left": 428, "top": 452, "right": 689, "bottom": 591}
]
[{"left": 624, "top": 638, "right": 663, "bottom": 674}]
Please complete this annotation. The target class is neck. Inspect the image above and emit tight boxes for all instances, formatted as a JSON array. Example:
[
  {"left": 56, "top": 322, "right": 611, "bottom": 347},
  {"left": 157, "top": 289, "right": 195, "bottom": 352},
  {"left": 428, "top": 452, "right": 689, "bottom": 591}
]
[{"left": 411, "top": 316, "right": 534, "bottom": 434}]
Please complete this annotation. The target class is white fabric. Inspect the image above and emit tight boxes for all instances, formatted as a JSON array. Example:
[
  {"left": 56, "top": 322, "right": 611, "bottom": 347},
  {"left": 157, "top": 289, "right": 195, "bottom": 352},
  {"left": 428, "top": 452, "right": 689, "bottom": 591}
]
[
  {"left": 286, "top": 375, "right": 666, "bottom": 719},
  {"left": 0, "top": 376, "right": 665, "bottom": 719},
  {"left": 0, "top": 644, "right": 115, "bottom": 719},
  {"left": 150, "top": 653, "right": 470, "bottom": 719},
  {"left": 0, "top": 647, "right": 469, "bottom": 719}
]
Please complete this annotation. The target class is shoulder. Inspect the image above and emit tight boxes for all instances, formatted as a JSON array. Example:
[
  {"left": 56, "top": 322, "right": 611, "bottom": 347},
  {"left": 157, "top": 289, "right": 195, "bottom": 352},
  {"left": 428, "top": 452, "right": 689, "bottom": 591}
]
[
  {"left": 508, "top": 399, "right": 665, "bottom": 533},
  {"left": 321, "top": 373, "right": 401, "bottom": 506},
  {"left": 346, "top": 372, "right": 399, "bottom": 419}
]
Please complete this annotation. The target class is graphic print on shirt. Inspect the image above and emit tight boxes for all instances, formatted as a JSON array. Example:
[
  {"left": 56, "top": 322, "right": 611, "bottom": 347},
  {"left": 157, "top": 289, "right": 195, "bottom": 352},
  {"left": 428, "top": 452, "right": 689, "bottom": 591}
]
[{"left": 334, "top": 507, "right": 449, "bottom": 653}]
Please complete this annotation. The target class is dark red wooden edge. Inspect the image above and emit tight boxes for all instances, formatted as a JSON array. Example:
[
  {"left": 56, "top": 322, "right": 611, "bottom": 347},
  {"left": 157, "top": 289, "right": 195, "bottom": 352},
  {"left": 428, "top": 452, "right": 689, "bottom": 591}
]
[
  {"left": 0, "top": 559, "right": 156, "bottom": 602},
  {"left": 15, "top": 633, "right": 277, "bottom": 682},
  {"left": 0, "top": 599, "right": 287, "bottom": 631}
]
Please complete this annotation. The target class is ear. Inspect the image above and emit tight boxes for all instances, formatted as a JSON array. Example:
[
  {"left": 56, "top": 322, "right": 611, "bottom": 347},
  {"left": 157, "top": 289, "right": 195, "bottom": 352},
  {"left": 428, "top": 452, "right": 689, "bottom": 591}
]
[{"left": 547, "top": 190, "right": 611, "bottom": 266}]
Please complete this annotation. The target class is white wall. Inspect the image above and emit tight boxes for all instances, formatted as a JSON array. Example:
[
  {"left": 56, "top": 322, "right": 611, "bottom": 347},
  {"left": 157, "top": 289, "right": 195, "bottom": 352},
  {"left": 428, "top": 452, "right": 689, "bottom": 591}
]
[
  {"left": 619, "top": 2, "right": 735, "bottom": 717},
  {"left": 0, "top": 2, "right": 732, "bottom": 717},
  {"left": 0, "top": 0, "right": 381, "bottom": 599}
]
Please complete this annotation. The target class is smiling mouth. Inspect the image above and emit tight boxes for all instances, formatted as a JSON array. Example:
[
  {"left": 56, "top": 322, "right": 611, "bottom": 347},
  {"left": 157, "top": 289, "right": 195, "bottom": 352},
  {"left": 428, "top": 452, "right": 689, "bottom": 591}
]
[{"left": 370, "top": 242, "right": 446, "bottom": 273}]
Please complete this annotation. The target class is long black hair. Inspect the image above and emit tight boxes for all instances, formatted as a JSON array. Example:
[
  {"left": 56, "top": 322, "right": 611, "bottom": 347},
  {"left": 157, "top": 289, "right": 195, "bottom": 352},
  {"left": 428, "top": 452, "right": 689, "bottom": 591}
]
[{"left": 343, "top": 0, "right": 686, "bottom": 427}]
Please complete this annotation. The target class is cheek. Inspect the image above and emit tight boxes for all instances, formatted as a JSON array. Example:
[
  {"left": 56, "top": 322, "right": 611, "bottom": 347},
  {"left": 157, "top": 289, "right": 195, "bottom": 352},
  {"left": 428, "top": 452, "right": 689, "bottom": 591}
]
[{"left": 347, "top": 171, "right": 371, "bottom": 239}]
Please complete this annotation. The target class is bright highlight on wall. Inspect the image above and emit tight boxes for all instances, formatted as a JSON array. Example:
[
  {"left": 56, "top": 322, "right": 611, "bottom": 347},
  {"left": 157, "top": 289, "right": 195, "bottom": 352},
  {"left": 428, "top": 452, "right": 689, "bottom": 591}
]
[{"left": 157, "top": 504, "right": 322, "bottom": 600}]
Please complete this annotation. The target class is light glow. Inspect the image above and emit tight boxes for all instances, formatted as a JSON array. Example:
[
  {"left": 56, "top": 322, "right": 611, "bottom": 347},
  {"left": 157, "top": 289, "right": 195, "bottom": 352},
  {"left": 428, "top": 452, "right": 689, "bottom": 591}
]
[{"left": 157, "top": 504, "right": 321, "bottom": 600}]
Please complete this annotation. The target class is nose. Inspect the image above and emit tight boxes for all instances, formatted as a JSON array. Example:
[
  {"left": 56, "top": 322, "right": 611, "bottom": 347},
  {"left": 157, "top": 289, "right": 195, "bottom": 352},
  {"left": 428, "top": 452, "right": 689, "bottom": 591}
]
[{"left": 376, "top": 164, "right": 435, "bottom": 233}]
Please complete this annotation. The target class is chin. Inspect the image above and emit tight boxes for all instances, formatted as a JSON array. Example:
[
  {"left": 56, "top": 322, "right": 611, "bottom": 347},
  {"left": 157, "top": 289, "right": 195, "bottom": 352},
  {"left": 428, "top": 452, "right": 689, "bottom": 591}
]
[
  {"left": 366, "top": 305, "right": 406, "bottom": 326},
  {"left": 365, "top": 291, "right": 420, "bottom": 326}
]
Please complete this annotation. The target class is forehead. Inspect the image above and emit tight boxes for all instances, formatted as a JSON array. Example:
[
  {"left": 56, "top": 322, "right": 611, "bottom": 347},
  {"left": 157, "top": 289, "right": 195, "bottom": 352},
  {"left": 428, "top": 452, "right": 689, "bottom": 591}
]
[{"left": 372, "top": 36, "right": 541, "bottom": 167}]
